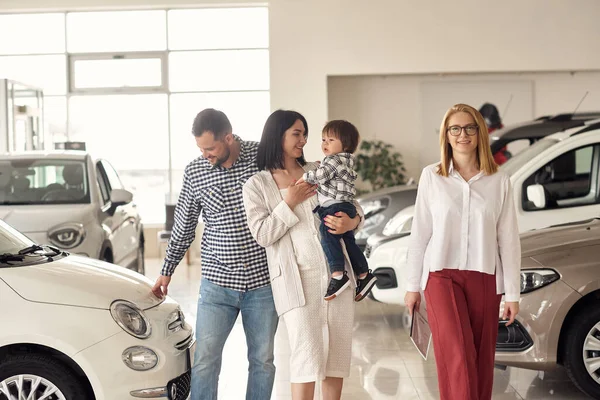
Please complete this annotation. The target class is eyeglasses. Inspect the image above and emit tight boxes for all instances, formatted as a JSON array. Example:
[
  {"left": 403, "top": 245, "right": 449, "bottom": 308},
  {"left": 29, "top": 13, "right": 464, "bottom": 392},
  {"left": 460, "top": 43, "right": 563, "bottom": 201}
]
[{"left": 447, "top": 125, "right": 479, "bottom": 136}]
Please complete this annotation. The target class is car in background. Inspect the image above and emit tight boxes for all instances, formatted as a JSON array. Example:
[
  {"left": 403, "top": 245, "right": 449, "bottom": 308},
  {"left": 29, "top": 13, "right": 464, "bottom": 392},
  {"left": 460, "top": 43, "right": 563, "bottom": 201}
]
[
  {"left": 0, "top": 151, "right": 144, "bottom": 274},
  {"left": 356, "top": 185, "right": 417, "bottom": 250},
  {"left": 0, "top": 219, "right": 193, "bottom": 400},
  {"left": 496, "top": 217, "right": 600, "bottom": 399},
  {"left": 368, "top": 120, "right": 600, "bottom": 304},
  {"left": 490, "top": 111, "right": 600, "bottom": 159},
  {"left": 356, "top": 113, "right": 600, "bottom": 251}
]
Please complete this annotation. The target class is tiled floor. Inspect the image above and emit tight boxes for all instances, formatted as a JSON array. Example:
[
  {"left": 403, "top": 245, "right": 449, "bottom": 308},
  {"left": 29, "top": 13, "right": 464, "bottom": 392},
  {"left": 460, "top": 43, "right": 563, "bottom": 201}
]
[{"left": 146, "top": 258, "right": 592, "bottom": 399}]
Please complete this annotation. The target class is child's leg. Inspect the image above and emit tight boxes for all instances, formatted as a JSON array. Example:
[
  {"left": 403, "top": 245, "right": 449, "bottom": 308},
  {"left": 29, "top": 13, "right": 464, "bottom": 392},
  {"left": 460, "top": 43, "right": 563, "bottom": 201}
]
[
  {"left": 319, "top": 220, "right": 345, "bottom": 275},
  {"left": 342, "top": 231, "right": 369, "bottom": 278}
]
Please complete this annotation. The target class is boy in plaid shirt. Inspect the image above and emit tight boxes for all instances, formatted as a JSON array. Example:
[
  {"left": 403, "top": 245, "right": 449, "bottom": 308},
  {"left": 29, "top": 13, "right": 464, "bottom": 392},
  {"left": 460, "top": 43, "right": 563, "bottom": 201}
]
[{"left": 299, "top": 120, "right": 377, "bottom": 301}]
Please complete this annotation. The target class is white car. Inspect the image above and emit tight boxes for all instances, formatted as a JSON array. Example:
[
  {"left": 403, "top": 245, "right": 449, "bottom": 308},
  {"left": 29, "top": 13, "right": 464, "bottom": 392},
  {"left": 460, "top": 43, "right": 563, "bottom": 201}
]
[
  {"left": 0, "top": 151, "right": 144, "bottom": 274},
  {"left": 0, "top": 219, "right": 194, "bottom": 400},
  {"left": 369, "top": 120, "right": 600, "bottom": 305}
]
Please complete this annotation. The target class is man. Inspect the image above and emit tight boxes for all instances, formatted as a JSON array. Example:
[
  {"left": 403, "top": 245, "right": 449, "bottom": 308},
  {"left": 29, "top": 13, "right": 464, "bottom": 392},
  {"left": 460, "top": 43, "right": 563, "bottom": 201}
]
[
  {"left": 152, "top": 108, "right": 278, "bottom": 400},
  {"left": 479, "top": 102, "right": 508, "bottom": 165}
]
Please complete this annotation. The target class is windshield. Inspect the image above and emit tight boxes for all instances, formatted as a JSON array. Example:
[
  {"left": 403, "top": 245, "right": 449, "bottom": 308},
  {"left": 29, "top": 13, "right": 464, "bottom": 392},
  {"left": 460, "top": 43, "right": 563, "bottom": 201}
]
[
  {"left": 0, "top": 159, "right": 90, "bottom": 205},
  {"left": 500, "top": 138, "right": 559, "bottom": 176},
  {"left": 0, "top": 219, "right": 35, "bottom": 254}
]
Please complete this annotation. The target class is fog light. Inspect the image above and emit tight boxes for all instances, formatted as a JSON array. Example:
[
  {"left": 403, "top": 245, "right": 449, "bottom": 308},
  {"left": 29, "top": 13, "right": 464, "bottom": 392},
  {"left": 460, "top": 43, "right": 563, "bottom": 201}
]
[
  {"left": 496, "top": 320, "right": 533, "bottom": 352},
  {"left": 122, "top": 346, "right": 158, "bottom": 371}
]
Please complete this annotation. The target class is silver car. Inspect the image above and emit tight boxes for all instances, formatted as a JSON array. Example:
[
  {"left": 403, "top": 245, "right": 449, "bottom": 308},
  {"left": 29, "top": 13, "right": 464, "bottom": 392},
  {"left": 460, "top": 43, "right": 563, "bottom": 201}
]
[{"left": 0, "top": 151, "right": 144, "bottom": 274}]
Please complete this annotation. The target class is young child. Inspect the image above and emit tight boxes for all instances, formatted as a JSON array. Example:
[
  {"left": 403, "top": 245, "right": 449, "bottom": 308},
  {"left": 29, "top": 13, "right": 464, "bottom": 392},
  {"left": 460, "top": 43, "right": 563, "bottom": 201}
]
[{"left": 300, "top": 120, "right": 377, "bottom": 301}]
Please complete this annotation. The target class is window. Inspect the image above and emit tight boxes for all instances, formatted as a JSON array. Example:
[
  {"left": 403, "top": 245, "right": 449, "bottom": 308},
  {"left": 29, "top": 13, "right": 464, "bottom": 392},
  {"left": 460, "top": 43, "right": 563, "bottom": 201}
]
[
  {"left": 70, "top": 55, "right": 166, "bottom": 92},
  {"left": 0, "top": 7, "right": 269, "bottom": 223},
  {"left": 96, "top": 164, "right": 110, "bottom": 205},
  {"left": 66, "top": 11, "right": 167, "bottom": 53},
  {"left": 169, "top": 50, "right": 269, "bottom": 92},
  {"left": 0, "top": 14, "right": 65, "bottom": 55},
  {"left": 99, "top": 160, "right": 124, "bottom": 191},
  {"left": 0, "top": 55, "right": 67, "bottom": 95},
  {"left": 523, "top": 144, "right": 600, "bottom": 211},
  {"left": 168, "top": 8, "right": 268, "bottom": 50},
  {"left": 0, "top": 159, "right": 89, "bottom": 205}
]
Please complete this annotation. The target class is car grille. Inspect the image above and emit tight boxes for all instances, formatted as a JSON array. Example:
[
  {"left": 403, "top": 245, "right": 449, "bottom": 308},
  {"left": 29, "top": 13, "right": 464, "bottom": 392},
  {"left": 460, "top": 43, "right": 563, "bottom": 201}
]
[
  {"left": 167, "top": 370, "right": 191, "bottom": 400},
  {"left": 364, "top": 244, "right": 372, "bottom": 258}
]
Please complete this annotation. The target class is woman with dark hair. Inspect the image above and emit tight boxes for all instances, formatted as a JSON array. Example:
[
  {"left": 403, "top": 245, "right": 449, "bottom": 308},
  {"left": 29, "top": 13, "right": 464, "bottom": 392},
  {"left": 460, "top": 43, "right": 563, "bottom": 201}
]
[{"left": 242, "top": 110, "right": 363, "bottom": 400}]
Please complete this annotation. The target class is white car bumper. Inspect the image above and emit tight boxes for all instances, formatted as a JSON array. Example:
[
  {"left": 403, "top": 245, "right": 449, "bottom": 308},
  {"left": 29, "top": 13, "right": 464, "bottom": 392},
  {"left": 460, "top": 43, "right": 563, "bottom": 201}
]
[{"left": 368, "top": 236, "right": 410, "bottom": 306}]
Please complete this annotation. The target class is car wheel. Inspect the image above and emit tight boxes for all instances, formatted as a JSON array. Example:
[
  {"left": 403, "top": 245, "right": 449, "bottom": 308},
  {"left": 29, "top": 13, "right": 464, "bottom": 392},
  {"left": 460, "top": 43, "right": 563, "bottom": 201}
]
[
  {"left": 136, "top": 245, "right": 145, "bottom": 276},
  {"left": 563, "top": 306, "right": 600, "bottom": 398},
  {"left": 0, "top": 353, "right": 88, "bottom": 400}
]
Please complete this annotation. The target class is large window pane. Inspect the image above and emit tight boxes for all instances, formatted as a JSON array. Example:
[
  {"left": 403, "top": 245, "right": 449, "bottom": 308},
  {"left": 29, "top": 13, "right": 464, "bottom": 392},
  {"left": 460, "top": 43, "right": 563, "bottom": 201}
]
[
  {"left": 168, "top": 8, "right": 268, "bottom": 50},
  {"left": 169, "top": 91, "right": 270, "bottom": 171},
  {"left": 69, "top": 94, "right": 169, "bottom": 223},
  {"left": 169, "top": 50, "right": 269, "bottom": 92},
  {"left": 67, "top": 11, "right": 167, "bottom": 53},
  {"left": 44, "top": 96, "right": 67, "bottom": 144},
  {"left": 0, "top": 14, "right": 65, "bottom": 54},
  {"left": 72, "top": 57, "right": 163, "bottom": 90},
  {"left": 0, "top": 55, "right": 67, "bottom": 95}
]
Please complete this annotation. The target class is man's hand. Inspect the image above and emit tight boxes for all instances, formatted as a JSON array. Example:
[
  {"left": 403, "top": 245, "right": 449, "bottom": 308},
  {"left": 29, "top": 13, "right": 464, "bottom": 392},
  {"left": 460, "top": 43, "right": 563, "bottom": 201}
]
[
  {"left": 152, "top": 275, "right": 172, "bottom": 298},
  {"left": 404, "top": 291, "right": 421, "bottom": 316},
  {"left": 503, "top": 301, "right": 520, "bottom": 326},
  {"left": 323, "top": 211, "right": 360, "bottom": 234}
]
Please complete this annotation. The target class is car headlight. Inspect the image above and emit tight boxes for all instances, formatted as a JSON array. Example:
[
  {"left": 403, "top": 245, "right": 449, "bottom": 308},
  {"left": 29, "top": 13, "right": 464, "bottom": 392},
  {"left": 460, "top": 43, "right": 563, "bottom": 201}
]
[
  {"left": 122, "top": 346, "right": 158, "bottom": 371},
  {"left": 520, "top": 269, "right": 559, "bottom": 294},
  {"left": 110, "top": 300, "right": 152, "bottom": 339},
  {"left": 48, "top": 223, "right": 86, "bottom": 249}
]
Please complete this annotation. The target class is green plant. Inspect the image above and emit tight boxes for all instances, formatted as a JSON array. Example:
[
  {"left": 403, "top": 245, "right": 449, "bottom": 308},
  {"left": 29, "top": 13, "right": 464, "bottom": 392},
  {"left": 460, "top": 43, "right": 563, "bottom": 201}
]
[{"left": 355, "top": 140, "right": 406, "bottom": 194}]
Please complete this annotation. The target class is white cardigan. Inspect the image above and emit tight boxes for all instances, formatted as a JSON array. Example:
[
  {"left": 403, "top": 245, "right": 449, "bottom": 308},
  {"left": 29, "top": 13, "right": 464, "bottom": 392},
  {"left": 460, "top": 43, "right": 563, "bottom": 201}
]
[{"left": 242, "top": 162, "right": 364, "bottom": 316}]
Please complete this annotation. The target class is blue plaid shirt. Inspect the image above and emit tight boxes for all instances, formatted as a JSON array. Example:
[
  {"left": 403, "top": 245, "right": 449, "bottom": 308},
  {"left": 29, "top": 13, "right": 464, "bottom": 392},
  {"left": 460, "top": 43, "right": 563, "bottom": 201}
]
[{"left": 161, "top": 136, "right": 269, "bottom": 291}]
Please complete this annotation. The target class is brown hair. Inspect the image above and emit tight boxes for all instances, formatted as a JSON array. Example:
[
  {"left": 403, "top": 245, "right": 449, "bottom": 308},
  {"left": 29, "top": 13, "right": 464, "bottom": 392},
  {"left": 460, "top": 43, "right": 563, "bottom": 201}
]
[
  {"left": 436, "top": 104, "right": 498, "bottom": 177},
  {"left": 322, "top": 120, "right": 360, "bottom": 153}
]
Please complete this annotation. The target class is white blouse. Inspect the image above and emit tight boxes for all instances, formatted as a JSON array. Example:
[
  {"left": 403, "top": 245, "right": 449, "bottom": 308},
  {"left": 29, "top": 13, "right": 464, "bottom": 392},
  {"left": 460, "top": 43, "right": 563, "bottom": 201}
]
[{"left": 406, "top": 162, "right": 521, "bottom": 302}]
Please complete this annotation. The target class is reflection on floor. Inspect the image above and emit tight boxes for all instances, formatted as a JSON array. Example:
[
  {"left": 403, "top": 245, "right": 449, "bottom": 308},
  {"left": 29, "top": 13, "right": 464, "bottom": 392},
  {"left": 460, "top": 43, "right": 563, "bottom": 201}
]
[{"left": 146, "top": 258, "right": 592, "bottom": 399}]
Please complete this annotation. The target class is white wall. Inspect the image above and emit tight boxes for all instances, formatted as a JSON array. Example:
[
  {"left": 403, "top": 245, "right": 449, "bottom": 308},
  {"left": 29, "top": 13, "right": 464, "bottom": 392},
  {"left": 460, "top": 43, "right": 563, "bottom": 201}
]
[
  {"left": 328, "top": 72, "right": 600, "bottom": 181},
  {"left": 269, "top": 0, "right": 600, "bottom": 161},
  {"left": 0, "top": 0, "right": 261, "bottom": 11}
]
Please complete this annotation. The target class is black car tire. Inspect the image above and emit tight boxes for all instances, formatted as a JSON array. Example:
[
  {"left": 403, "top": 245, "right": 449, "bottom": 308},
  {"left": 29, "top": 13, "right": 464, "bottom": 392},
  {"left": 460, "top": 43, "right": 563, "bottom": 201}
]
[
  {"left": 0, "top": 353, "right": 88, "bottom": 400},
  {"left": 563, "top": 306, "right": 600, "bottom": 399}
]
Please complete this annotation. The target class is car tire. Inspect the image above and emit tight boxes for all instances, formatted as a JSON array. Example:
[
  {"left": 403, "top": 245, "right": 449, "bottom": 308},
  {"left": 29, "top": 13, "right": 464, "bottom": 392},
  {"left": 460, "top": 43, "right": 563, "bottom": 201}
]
[
  {"left": 135, "top": 245, "right": 145, "bottom": 276},
  {"left": 563, "top": 306, "right": 600, "bottom": 398},
  {"left": 0, "top": 353, "right": 88, "bottom": 400}
]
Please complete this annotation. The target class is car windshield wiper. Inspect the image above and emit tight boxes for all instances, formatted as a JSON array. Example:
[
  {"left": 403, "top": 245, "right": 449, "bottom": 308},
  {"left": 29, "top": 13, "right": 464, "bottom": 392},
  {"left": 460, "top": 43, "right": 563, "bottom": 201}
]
[
  {"left": 17, "top": 244, "right": 63, "bottom": 257},
  {"left": 18, "top": 244, "right": 45, "bottom": 255},
  {"left": 0, "top": 253, "right": 25, "bottom": 263}
]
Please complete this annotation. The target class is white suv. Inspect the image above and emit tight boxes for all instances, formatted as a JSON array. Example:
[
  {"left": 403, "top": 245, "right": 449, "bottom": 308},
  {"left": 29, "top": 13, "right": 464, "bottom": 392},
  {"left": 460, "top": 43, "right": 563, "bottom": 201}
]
[
  {"left": 368, "top": 121, "right": 600, "bottom": 304},
  {"left": 0, "top": 151, "right": 144, "bottom": 274}
]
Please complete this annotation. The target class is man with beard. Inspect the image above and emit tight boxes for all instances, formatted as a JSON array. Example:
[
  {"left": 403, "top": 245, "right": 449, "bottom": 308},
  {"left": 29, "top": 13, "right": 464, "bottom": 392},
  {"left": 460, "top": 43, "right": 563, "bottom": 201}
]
[{"left": 151, "top": 108, "right": 278, "bottom": 400}]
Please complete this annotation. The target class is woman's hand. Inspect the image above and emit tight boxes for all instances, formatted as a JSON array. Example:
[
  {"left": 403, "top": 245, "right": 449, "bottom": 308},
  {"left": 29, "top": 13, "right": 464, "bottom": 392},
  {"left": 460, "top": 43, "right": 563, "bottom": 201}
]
[
  {"left": 284, "top": 180, "right": 316, "bottom": 209},
  {"left": 503, "top": 301, "right": 520, "bottom": 326},
  {"left": 404, "top": 292, "right": 421, "bottom": 316},
  {"left": 323, "top": 212, "right": 360, "bottom": 234}
]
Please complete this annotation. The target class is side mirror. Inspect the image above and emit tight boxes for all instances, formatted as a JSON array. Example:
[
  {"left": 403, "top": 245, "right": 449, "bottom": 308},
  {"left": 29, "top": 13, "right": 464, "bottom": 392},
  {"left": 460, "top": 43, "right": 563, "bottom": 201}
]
[
  {"left": 526, "top": 184, "right": 546, "bottom": 209},
  {"left": 107, "top": 189, "right": 133, "bottom": 215}
]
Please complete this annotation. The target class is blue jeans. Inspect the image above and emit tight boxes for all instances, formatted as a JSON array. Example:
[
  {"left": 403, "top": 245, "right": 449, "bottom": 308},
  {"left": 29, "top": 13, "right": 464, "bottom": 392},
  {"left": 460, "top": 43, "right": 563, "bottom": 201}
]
[
  {"left": 315, "top": 201, "right": 369, "bottom": 276},
  {"left": 190, "top": 278, "right": 279, "bottom": 400}
]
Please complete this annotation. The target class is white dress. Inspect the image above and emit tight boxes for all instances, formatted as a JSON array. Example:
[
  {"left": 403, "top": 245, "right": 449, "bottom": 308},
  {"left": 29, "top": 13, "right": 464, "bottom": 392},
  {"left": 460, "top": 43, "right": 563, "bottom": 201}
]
[{"left": 279, "top": 188, "right": 355, "bottom": 383}]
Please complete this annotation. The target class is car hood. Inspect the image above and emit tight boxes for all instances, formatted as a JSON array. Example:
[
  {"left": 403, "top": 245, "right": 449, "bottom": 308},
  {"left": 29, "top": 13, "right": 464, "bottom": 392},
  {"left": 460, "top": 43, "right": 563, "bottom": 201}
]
[
  {"left": 0, "top": 255, "right": 163, "bottom": 310},
  {"left": 0, "top": 204, "right": 96, "bottom": 234},
  {"left": 520, "top": 218, "right": 600, "bottom": 258}
]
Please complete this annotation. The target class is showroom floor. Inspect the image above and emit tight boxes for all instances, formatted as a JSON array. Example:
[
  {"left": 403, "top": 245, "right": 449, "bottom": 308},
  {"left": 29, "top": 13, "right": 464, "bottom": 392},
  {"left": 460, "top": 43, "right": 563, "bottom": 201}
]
[{"left": 146, "top": 258, "right": 591, "bottom": 399}]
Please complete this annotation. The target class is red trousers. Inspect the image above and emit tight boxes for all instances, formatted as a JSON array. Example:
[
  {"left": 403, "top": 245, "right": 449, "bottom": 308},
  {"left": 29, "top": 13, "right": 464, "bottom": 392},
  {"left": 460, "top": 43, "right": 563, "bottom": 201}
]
[{"left": 424, "top": 269, "right": 502, "bottom": 400}]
